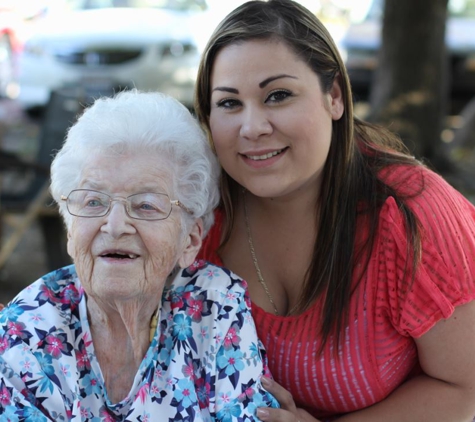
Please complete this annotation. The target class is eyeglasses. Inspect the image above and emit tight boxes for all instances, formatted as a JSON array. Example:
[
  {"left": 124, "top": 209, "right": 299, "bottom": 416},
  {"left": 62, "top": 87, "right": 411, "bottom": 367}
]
[{"left": 61, "top": 189, "right": 193, "bottom": 221}]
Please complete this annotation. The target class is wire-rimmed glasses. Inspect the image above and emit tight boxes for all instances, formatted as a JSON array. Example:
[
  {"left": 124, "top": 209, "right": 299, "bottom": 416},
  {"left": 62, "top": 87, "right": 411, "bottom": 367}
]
[{"left": 61, "top": 189, "right": 193, "bottom": 221}]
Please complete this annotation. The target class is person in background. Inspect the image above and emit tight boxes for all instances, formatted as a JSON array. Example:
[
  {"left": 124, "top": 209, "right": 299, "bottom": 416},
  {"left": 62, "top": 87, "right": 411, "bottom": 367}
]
[
  {"left": 195, "top": 0, "right": 475, "bottom": 421},
  {"left": 0, "top": 90, "right": 277, "bottom": 420}
]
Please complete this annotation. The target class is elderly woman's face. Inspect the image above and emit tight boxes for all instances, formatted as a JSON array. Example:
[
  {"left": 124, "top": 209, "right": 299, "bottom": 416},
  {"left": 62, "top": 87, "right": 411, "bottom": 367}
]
[{"left": 66, "top": 152, "right": 201, "bottom": 302}]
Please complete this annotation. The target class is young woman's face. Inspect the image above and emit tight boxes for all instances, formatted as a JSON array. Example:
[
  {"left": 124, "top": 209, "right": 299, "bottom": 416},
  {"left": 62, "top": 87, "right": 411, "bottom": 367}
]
[{"left": 209, "top": 39, "right": 344, "bottom": 201}]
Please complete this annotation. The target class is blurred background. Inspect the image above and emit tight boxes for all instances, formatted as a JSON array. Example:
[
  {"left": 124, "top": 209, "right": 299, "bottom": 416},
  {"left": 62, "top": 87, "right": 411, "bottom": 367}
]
[{"left": 1, "top": 0, "right": 474, "bottom": 303}]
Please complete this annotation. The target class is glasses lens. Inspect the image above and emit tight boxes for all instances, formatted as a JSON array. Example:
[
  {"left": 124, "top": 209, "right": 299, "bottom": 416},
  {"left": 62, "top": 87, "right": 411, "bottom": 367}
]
[
  {"left": 128, "top": 193, "right": 171, "bottom": 220},
  {"left": 68, "top": 190, "right": 110, "bottom": 217}
]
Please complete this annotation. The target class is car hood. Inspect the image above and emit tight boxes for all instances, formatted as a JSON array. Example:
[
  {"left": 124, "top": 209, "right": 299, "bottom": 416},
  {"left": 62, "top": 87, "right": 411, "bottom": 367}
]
[{"left": 26, "top": 8, "right": 202, "bottom": 48}]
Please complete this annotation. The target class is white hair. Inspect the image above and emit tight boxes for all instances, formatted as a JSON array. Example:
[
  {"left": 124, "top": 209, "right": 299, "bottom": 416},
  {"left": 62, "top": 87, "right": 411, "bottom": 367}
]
[{"left": 50, "top": 89, "right": 220, "bottom": 236}]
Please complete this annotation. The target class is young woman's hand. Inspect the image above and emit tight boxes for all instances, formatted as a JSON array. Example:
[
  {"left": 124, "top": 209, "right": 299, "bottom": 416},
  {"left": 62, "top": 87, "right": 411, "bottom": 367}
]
[
  {"left": 0, "top": 303, "right": 4, "bottom": 311},
  {"left": 258, "top": 377, "right": 322, "bottom": 422}
]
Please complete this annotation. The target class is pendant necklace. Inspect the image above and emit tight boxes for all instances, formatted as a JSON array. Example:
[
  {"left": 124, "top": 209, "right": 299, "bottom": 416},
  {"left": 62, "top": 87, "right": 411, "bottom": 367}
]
[{"left": 243, "top": 192, "right": 279, "bottom": 316}]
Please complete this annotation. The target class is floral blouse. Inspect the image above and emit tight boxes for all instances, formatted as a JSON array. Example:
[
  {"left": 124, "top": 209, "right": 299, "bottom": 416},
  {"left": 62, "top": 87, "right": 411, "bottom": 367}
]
[{"left": 0, "top": 261, "right": 278, "bottom": 421}]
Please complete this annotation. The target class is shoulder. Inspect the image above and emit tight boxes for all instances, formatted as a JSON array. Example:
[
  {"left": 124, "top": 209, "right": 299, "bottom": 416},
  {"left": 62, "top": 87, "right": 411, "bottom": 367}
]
[
  {"left": 166, "top": 261, "right": 249, "bottom": 301},
  {"left": 378, "top": 164, "right": 475, "bottom": 225},
  {"left": 0, "top": 265, "right": 84, "bottom": 338}
]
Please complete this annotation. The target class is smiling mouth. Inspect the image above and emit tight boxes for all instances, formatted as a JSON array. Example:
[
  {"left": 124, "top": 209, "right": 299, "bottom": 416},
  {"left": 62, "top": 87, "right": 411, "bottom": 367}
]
[
  {"left": 101, "top": 252, "right": 139, "bottom": 260},
  {"left": 244, "top": 147, "right": 287, "bottom": 161}
]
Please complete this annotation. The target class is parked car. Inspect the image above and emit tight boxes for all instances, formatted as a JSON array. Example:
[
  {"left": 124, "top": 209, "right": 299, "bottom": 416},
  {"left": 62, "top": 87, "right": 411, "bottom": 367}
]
[
  {"left": 341, "top": 0, "right": 475, "bottom": 106},
  {"left": 16, "top": 0, "right": 211, "bottom": 112}
]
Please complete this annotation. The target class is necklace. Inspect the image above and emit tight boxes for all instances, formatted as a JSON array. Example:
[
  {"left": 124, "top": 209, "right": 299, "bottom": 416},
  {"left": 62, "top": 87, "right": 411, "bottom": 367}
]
[
  {"left": 149, "top": 307, "right": 159, "bottom": 342},
  {"left": 243, "top": 193, "right": 279, "bottom": 316}
]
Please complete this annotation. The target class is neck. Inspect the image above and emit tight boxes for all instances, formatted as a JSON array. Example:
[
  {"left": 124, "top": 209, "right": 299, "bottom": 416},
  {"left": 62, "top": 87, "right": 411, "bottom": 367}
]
[
  {"left": 86, "top": 295, "right": 161, "bottom": 402},
  {"left": 242, "top": 187, "right": 320, "bottom": 227}
]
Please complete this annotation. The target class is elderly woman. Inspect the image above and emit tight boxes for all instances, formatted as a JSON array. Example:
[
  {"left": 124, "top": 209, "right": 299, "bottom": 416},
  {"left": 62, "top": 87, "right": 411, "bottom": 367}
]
[{"left": 0, "top": 90, "right": 277, "bottom": 420}]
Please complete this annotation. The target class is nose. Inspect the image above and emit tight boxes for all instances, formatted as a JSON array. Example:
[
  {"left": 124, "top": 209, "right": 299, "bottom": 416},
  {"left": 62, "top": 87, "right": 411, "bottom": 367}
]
[
  {"left": 100, "top": 200, "right": 136, "bottom": 238},
  {"left": 239, "top": 105, "right": 273, "bottom": 140}
]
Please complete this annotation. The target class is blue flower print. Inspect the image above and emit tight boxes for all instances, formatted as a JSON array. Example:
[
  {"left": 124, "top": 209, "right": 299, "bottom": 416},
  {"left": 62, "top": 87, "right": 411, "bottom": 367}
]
[
  {"left": 198, "top": 326, "right": 209, "bottom": 342},
  {"left": 19, "top": 357, "right": 35, "bottom": 372},
  {"left": 81, "top": 373, "right": 102, "bottom": 396},
  {"left": 33, "top": 352, "right": 54, "bottom": 377},
  {"left": 0, "top": 303, "right": 24, "bottom": 324},
  {"left": 23, "top": 406, "right": 48, "bottom": 422},
  {"left": 172, "top": 314, "right": 192, "bottom": 341},
  {"left": 217, "top": 349, "right": 245, "bottom": 376},
  {"left": 173, "top": 378, "right": 197, "bottom": 408},
  {"left": 159, "top": 337, "right": 176, "bottom": 366},
  {"left": 28, "top": 313, "right": 45, "bottom": 326},
  {"left": 247, "top": 392, "right": 269, "bottom": 415},
  {"left": 2, "top": 405, "right": 19, "bottom": 421},
  {"left": 0, "top": 263, "right": 279, "bottom": 420},
  {"left": 205, "top": 268, "right": 220, "bottom": 280},
  {"left": 216, "top": 403, "right": 242, "bottom": 422}
]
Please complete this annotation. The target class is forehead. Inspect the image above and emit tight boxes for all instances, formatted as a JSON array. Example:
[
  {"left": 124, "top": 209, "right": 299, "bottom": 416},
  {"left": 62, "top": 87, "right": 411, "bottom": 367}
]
[
  {"left": 211, "top": 39, "right": 303, "bottom": 79},
  {"left": 78, "top": 152, "right": 174, "bottom": 194}
]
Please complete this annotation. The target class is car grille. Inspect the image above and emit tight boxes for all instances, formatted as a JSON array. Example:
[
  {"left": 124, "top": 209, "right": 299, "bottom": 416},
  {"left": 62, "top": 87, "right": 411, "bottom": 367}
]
[{"left": 54, "top": 49, "right": 143, "bottom": 65}]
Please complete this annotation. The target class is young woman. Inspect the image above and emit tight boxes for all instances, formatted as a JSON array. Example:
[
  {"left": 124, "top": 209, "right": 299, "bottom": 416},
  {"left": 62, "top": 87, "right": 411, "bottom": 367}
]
[{"left": 195, "top": 1, "right": 475, "bottom": 421}]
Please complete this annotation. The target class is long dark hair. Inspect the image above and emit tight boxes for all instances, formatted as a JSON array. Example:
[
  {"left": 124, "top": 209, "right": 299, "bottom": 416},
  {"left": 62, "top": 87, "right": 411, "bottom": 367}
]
[{"left": 194, "top": 0, "right": 423, "bottom": 349}]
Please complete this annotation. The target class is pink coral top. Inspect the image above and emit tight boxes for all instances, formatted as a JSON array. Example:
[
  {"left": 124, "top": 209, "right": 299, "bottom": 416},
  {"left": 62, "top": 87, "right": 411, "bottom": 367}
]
[{"left": 198, "top": 165, "right": 475, "bottom": 420}]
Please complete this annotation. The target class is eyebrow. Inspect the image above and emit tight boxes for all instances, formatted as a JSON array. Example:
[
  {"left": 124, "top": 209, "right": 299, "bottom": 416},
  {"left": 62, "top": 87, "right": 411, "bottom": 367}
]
[
  {"left": 212, "top": 74, "right": 298, "bottom": 94},
  {"left": 259, "top": 74, "right": 297, "bottom": 88}
]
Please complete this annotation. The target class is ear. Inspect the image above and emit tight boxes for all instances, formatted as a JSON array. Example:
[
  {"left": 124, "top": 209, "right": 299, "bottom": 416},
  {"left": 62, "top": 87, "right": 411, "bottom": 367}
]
[
  {"left": 66, "top": 229, "right": 75, "bottom": 260},
  {"left": 177, "top": 219, "right": 203, "bottom": 269},
  {"left": 329, "top": 74, "right": 344, "bottom": 121}
]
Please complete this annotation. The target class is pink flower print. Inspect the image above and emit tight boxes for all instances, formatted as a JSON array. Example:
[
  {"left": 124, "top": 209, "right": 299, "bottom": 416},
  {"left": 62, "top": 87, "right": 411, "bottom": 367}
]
[
  {"left": 60, "top": 363, "right": 71, "bottom": 377},
  {"left": 154, "top": 366, "right": 164, "bottom": 380},
  {"left": 82, "top": 332, "right": 93, "bottom": 348},
  {"left": 195, "top": 377, "right": 211, "bottom": 409},
  {"left": 6, "top": 321, "right": 25, "bottom": 337},
  {"left": 217, "top": 391, "right": 232, "bottom": 405},
  {"left": 0, "top": 385, "right": 11, "bottom": 406},
  {"left": 182, "top": 360, "right": 195, "bottom": 380},
  {"left": 38, "top": 284, "right": 58, "bottom": 304},
  {"left": 45, "top": 334, "right": 68, "bottom": 358},
  {"left": 76, "top": 347, "right": 91, "bottom": 371},
  {"left": 223, "top": 327, "right": 241, "bottom": 349},
  {"left": 28, "top": 312, "right": 45, "bottom": 325},
  {"left": 186, "top": 298, "right": 203, "bottom": 322},
  {"left": 61, "top": 284, "right": 81, "bottom": 310},
  {"left": 170, "top": 291, "right": 184, "bottom": 310},
  {"left": 99, "top": 407, "right": 116, "bottom": 422},
  {"left": 205, "top": 268, "right": 220, "bottom": 280},
  {"left": 0, "top": 336, "right": 9, "bottom": 354},
  {"left": 80, "top": 406, "right": 90, "bottom": 418},
  {"left": 137, "top": 383, "right": 149, "bottom": 404},
  {"left": 20, "top": 357, "right": 33, "bottom": 372},
  {"left": 165, "top": 377, "right": 176, "bottom": 389},
  {"left": 189, "top": 260, "right": 206, "bottom": 271},
  {"left": 225, "top": 291, "right": 238, "bottom": 303},
  {"left": 150, "top": 382, "right": 160, "bottom": 396},
  {"left": 198, "top": 326, "right": 209, "bottom": 341}
]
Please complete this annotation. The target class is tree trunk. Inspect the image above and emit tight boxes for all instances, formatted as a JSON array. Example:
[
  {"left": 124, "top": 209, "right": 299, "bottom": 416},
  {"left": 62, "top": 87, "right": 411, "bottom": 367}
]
[{"left": 368, "top": 0, "right": 449, "bottom": 163}]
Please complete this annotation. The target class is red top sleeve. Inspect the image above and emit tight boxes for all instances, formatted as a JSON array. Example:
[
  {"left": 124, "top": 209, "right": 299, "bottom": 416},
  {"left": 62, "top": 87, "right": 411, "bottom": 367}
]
[{"left": 378, "top": 166, "right": 475, "bottom": 338}]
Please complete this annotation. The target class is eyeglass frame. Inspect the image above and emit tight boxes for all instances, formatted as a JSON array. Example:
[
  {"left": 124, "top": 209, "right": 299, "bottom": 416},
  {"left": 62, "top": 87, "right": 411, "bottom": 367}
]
[{"left": 60, "top": 189, "right": 194, "bottom": 221}]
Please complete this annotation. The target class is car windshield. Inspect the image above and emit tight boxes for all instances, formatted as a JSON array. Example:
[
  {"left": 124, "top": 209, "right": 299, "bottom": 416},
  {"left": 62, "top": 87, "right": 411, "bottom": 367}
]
[
  {"left": 64, "top": 0, "right": 207, "bottom": 11},
  {"left": 366, "top": 0, "right": 475, "bottom": 20}
]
